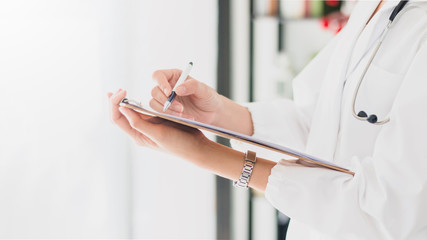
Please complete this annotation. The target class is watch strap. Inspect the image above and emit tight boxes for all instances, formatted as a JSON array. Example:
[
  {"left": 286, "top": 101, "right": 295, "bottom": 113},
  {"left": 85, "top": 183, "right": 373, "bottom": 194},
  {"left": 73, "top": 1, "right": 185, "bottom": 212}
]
[{"left": 233, "top": 150, "right": 257, "bottom": 189}]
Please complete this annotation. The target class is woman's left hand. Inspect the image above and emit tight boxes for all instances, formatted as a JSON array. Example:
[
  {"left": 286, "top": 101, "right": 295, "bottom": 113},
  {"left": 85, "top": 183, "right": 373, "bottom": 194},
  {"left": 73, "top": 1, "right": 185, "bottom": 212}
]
[{"left": 107, "top": 89, "right": 210, "bottom": 161}]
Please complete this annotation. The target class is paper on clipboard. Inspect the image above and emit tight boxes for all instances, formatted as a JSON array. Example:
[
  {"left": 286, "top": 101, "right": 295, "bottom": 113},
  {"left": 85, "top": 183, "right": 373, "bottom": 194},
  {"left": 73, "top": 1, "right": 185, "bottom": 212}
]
[{"left": 120, "top": 98, "right": 354, "bottom": 175}]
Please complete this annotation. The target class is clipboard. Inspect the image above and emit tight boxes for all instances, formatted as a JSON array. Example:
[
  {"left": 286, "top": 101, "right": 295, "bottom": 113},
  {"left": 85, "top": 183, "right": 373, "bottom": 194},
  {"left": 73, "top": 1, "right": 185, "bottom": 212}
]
[{"left": 120, "top": 98, "right": 354, "bottom": 175}]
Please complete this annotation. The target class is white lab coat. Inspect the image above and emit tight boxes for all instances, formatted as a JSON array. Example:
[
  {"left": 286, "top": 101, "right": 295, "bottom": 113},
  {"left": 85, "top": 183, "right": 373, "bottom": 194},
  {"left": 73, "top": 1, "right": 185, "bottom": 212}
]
[{"left": 232, "top": 1, "right": 427, "bottom": 239}]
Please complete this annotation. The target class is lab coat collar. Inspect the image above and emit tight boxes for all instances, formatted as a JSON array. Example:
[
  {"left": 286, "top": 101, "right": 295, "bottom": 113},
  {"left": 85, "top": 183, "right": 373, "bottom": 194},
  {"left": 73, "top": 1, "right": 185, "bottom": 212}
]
[
  {"left": 305, "top": 0, "right": 382, "bottom": 162},
  {"left": 346, "top": 1, "right": 401, "bottom": 78}
]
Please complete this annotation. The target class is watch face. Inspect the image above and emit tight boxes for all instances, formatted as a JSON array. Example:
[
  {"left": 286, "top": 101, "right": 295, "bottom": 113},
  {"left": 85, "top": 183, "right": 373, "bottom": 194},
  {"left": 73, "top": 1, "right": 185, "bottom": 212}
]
[{"left": 245, "top": 151, "right": 257, "bottom": 163}]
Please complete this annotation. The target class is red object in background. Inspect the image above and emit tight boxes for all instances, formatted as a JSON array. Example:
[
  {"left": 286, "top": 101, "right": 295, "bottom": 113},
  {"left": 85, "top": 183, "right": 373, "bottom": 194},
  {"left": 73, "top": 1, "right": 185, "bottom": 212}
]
[
  {"left": 319, "top": 11, "right": 349, "bottom": 34},
  {"left": 326, "top": 0, "right": 340, "bottom": 7},
  {"left": 320, "top": 18, "right": 329, "bottom": 29}
]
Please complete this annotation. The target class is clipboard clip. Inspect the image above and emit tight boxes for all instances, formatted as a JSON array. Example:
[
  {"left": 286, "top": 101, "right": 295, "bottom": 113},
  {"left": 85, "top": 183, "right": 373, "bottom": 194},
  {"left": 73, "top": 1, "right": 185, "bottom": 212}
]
[{"left": 121, "top": 98, "right": 142, "bottom": 107}]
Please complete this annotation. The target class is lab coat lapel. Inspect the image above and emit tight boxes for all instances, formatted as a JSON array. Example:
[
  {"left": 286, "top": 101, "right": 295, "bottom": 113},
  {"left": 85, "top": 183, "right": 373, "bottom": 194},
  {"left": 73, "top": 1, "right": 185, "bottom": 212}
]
[
  {"left": 305, "top": 1, "right": 381, "bottom": 162},
  {"left": 347, "top": 1, "right": 398, "bottom": 78}
]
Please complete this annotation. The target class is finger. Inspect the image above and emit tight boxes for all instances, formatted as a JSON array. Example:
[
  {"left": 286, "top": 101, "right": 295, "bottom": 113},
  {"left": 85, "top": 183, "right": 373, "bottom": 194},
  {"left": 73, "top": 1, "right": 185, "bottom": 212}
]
[
  {"left": 119, "top": 107, "right": 159, "bottom": 138},
  {"left": 175, "top": 78, "right": 210, "bottom": 98},
  {"left": 110, "top": 88, "right": 125, "bottom": 104},
  {"left": 149, "top": 99, "right": 194, "bottom": 120},
  {"left": 151, "top": 86, "right": 168, "bottom": 104},
  {"left": 107, "top": 92, "right": 113, "bottom": 98},
  {"left": 151, "top": 86, "right": 185, "bottom": 112},
  {"left": 152, "top": 69, "right": 182, "bottom": 96},
  {"left": 150, "top": 86, "right": 185, "bottom": 110},
  {"left": 113, "top": 109, "right": 153, "bottom": 147},
  {"left": 109, "top": 89, "right": 128, "bottom": 120},
  {"left": 107, "top": 90, "right": 137, "bottom": 135},
  {"left": 149, "top": 98, "right": 183, "bottom": 113},
  {"left": 115, "top": 114, "right": 139, "bottom": 138}
]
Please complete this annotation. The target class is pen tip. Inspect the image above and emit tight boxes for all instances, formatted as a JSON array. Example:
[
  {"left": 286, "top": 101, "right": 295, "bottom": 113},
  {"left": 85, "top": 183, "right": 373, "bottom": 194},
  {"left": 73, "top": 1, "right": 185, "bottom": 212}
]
[
  {"left": 163, "top": 101, "right": 171, "bottom": 112},
  {"left": 189, "top": 62, "right": 193, "bottom": 66}
]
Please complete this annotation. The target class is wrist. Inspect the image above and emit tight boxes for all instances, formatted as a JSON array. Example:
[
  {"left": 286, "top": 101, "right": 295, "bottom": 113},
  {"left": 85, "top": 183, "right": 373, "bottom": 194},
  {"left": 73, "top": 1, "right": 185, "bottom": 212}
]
[
  {"left": 189, "top": 135, "right": 275, "bottom": 192},
  {"left": 211, "top": 94, "right": 228, "bottom": 127},
  {"left": 213, "top": 95, "right": 254, "bottom": 136},
  {"left": 189, "top": 135, "right": 219, "bottom": 167},
  {"left": 191, "top": 137, "right": 235, "bottom": 169}
]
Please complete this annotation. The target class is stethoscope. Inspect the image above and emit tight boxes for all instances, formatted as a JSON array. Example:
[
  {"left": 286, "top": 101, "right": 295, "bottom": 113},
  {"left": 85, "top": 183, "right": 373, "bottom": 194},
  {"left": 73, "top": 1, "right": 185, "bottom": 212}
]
[{"left": 351, "top": 0, "right": 409, "bottom": 125}]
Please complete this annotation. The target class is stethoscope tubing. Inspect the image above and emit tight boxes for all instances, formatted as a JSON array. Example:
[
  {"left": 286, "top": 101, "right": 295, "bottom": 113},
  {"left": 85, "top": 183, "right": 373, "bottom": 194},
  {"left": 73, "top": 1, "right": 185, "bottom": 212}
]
[
  {"left": 351, "top": 0, "right": 409, "bottom": 125},
  {"left": 351, "top": 22, "right": 392, "bottom": 125}
]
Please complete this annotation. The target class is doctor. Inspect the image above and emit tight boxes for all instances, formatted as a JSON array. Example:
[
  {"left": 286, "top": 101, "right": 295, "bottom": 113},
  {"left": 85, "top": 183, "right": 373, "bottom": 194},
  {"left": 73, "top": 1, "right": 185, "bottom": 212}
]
[{"left": 108, "top": 0, "right": 427, "bottom": 239}]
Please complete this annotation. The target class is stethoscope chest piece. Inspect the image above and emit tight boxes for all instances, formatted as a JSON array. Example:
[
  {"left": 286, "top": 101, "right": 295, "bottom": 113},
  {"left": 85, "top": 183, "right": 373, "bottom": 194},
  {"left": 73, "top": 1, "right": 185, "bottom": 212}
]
[{"left": 357, "top": 111, "right": 381, "bottom": 124}]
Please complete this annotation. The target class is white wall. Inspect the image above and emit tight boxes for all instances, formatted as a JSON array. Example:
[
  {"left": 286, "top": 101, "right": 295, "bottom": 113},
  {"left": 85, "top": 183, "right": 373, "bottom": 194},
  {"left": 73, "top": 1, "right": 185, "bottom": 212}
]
[
  {"left": 0, "top": 0, "right": 131, "bottom": 237},
  {"left": 124, "top": 1, "right": 217, "bottom": 239},
  {"left": 0, "top": 0, "right": 216, "bottom": 238}
]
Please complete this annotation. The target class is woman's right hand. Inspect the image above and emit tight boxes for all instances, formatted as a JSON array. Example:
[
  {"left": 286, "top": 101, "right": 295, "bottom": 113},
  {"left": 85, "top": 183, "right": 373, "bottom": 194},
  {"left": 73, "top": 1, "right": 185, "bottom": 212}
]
[{"left": 150, "top": 69, "right": 223, "bottom": 125}]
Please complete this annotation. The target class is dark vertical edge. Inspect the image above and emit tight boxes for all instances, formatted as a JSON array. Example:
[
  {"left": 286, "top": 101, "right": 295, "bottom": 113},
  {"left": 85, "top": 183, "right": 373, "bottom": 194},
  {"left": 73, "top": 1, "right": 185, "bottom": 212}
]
[
  {"left": 249, "top": 1, "right": 255, "bottom": 240},
  {"left": 277, "top": 1, "right": 283, "bottom": 239},
  {"left": 277, "top": 0, "right": 283, "bottom": 52},
  {"left": 217, "top": 0, "right": 231, "bottom": 239},
  {"left": 217, "top": 0, "right": 231, "bottom": 98},
  {"left": 249, "top": 0, "right": 255, "bottom": 103}
]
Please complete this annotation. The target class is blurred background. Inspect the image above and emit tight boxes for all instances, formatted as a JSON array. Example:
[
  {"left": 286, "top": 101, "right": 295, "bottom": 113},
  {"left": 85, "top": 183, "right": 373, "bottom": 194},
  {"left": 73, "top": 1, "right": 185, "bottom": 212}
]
[{"left": 0, "top": 0, "right": 354, "bottom": 239}]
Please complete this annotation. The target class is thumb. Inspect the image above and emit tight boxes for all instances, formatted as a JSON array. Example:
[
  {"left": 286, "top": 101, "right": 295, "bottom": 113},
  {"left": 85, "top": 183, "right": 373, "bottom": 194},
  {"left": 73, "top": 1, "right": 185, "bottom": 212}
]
[
  {"left": 175, "top": 78, "right": 210, "bottom": 98},
  {"left": 119, "top": 107, "right": 158, "bottom": 137}
]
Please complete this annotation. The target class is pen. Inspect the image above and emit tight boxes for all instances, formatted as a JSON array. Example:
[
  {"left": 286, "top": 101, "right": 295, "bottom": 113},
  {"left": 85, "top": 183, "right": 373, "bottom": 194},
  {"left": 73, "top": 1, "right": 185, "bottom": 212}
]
[{"left": 163, "top": 62, "right": 193, "bottom": 112}]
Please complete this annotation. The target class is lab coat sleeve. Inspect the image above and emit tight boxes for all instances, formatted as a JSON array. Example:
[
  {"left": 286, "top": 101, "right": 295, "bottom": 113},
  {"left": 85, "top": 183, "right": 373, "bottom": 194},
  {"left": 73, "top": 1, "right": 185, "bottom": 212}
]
[
  {"left": 265, "top": 40, "right": 427, "bottom": 239},
  {"left": 230, "top": 35, "right": 339, "bottom": 154}
]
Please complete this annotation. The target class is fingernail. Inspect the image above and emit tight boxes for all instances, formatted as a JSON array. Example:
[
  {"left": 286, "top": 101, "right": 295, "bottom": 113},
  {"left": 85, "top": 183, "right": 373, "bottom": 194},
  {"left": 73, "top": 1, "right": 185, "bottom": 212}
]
[{"left": 164, "top": 88, "right": 170, "bottom": 96}]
